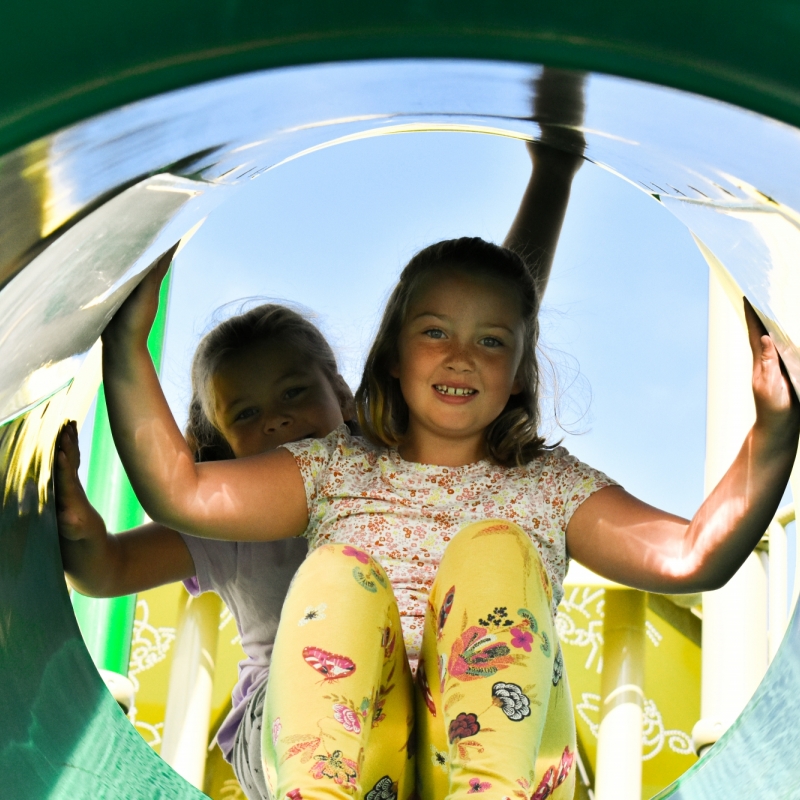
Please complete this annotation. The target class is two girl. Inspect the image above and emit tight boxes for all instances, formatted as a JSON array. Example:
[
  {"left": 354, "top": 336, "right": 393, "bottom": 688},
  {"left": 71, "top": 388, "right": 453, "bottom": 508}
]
[
  {"left": 96, "top": 233, "right": 798, "bottom": 800},
  {"left": 59, "top": 68, "right": 589, "bottom": 799}
]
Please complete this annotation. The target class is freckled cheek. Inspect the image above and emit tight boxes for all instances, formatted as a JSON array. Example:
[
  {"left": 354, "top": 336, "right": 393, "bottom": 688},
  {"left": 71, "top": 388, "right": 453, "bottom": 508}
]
[{"left": 486, "top": 363, "right": 517, "bottom": 397}]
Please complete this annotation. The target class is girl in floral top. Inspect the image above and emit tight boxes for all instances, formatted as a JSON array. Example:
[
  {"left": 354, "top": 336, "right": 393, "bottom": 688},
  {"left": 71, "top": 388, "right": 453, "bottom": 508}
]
[{"left": 101, "top": 231, "right": 798, "bottom": 800}]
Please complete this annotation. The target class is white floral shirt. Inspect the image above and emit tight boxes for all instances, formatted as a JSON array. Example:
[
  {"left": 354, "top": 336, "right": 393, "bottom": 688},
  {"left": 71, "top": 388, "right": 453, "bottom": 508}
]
[{"left": 283, "top": 425, "right": 617, "bottom": 663}]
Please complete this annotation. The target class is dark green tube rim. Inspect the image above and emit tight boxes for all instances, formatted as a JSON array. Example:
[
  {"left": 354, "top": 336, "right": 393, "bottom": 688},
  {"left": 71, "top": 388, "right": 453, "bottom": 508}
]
[{"left": 2, "top": 1, "right": 800, "bottom": 158}]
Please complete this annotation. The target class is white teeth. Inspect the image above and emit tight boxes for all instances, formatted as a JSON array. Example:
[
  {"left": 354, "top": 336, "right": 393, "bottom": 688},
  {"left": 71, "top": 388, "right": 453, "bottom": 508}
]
[{"left": 434, "top": 385, "right": 476, "bottom": 397}]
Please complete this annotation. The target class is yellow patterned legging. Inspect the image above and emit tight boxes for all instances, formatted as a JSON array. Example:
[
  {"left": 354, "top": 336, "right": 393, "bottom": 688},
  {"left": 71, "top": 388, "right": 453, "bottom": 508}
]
[{"left": 262, "top": 520, "right": 576, "bottom": 800}]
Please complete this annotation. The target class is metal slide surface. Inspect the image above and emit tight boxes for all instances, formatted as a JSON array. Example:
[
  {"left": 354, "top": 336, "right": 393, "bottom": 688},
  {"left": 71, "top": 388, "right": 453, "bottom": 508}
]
[{"left": 1, "top": 20, "right": 800, "bottom": 800}]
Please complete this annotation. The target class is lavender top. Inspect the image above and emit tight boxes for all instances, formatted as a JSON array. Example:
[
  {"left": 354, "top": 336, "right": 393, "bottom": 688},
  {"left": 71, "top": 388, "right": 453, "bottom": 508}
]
[{"left": 180, "top": 535, "right": 307, "bottom": 760}]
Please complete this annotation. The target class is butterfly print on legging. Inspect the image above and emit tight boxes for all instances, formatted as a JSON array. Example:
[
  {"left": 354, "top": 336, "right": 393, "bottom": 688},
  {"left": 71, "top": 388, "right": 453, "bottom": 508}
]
[{"left": 303, "top": 647, "right": 357, "bottom": 683}]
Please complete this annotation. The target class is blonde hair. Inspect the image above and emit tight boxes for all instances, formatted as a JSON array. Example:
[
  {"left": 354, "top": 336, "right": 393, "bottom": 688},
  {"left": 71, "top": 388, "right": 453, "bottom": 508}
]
[
  {"left": 185, "top": 303, "right": 354, "bottom": 462},
  {"left": 356, "top": 237, "right": 549, "bottom": 467}
]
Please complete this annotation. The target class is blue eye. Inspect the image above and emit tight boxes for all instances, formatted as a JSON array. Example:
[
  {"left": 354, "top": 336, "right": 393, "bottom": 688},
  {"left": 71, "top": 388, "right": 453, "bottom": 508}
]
[
  {"left": 234, "top": 407, "right": 259, "bottom": 422},
  {"left": 283, "top": 386, "right": 307, "bottom": 400},
  {"left": 424, "top": 328, "right": 446, "bottom": 339},
  {"left": 480, "top": 336, "right": 503, "bottom": 347}
]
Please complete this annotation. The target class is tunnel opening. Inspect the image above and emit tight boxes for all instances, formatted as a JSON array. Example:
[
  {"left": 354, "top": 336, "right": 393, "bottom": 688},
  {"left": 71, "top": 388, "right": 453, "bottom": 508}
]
[{"left": 2, "top": 59, "right": 800, "bottom": 799}]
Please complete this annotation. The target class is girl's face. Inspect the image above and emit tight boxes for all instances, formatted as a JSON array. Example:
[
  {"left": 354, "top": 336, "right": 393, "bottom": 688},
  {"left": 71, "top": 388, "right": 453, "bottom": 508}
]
[
  {"left": 211, "top": 341, "right": 346, "bottom": 458},
  {"left": 393, "top": 267, "right": 525, "bottom": 458}
]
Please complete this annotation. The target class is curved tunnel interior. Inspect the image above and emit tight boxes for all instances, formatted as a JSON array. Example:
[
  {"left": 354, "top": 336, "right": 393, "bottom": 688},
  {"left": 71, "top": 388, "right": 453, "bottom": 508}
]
[{"left": 2, "top": 60, "right": 800, "bottom": 798}]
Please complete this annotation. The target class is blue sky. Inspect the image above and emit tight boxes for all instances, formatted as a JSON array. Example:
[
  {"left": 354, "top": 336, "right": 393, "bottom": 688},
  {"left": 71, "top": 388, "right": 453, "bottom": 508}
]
[{"left": 161, "top": 130, "right": 711, "bottom": 519}]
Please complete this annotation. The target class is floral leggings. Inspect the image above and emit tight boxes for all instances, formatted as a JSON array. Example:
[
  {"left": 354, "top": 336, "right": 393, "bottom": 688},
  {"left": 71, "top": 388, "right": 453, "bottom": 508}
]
[{"left": 261, "top": 520, "right": 576, "bottom": 800}]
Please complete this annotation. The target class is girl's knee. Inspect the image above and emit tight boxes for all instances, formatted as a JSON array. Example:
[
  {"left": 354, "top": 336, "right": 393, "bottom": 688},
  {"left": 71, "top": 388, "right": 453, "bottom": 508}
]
[
  {"left": 443, "top": 518, "right": 540, "bottom": 563},
  {"left": 436, "top": 518, "right": 552, "bottom": 598},
  {"left": 297, "top": 541, "right": 376, "bottom": 570},
  {"left": 290, "top": 542, "right": 390, "bottom": 596}
]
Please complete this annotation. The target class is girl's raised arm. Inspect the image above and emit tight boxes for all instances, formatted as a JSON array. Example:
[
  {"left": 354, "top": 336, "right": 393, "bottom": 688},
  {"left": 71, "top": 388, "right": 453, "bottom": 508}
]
[
  {"left": 567, "top": 300, "right": 800, "bottom": 594},
  {"left": 503, "top": 68, "right": 586, "bottom": 297},
  {"left": 101, "top": 248, "right": 309, "bottom": 542}
]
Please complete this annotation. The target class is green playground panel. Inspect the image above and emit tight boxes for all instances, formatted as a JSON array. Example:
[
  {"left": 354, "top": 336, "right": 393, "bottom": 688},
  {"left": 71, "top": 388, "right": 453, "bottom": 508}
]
[
  {"left": 2, "top": 0, "right": 800, "bottom": 158},
  {"left": 2, "top": 3, "right": 800, "bottom": 798}
]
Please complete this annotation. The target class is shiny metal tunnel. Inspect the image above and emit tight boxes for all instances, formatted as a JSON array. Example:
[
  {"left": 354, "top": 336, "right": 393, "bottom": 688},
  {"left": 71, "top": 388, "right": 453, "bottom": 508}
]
[{"left": 2, "top": 7, "right": 800, "bottom": 799}]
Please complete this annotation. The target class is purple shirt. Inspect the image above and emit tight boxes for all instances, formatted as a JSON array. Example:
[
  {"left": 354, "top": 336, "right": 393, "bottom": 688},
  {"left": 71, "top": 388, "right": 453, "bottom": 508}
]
[{"left": 180, "top": 535, "right": 308, "bottom": 760}]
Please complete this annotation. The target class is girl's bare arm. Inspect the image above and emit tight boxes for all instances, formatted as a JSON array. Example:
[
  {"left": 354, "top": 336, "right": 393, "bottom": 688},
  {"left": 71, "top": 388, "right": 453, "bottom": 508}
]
[
  {"left": 101, "top": 249, "right": 309, "bottom": 541},
  {"left": 503, "top": 68, "right": 586, "bottom": 297},
  {"left": 56, "top": 421, "right": 196, "bottom": 596},
  {"left": 62, "top": 521, "right": 197, "bottom": 597},
  {"left": 567, "top": 300, "right": 800, "bottom": 593}
]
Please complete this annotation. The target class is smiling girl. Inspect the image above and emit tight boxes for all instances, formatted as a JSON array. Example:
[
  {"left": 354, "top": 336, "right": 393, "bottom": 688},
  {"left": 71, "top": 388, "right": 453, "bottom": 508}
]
[
  {"left": 99, "top": 234, "right": 799, "bottom": 799},
  {"left": 57, "top": 302, "right": 355, "bottom": 799}
]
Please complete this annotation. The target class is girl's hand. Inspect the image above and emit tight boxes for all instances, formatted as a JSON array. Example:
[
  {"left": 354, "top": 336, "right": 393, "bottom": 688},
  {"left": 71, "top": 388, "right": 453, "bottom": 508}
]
[
  {"left": 746, "top": 298, "right": 800, "bottom": 442},
  {"left": 102, "top": 244, "right": 177, "bottom": 353},
  {"left": 530, "top": 67, "right": 586, "bottom": 175},
  {"left": 55, "top": 421, "right": 107, "bottom": 543},
  {"left": 56, "top": 420, "right": 197, "bottom": 596}
]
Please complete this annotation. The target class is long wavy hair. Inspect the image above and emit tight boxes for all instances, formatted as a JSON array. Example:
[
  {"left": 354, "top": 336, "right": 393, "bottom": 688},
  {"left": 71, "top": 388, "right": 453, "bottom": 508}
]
[
  {"left": 185, "top": 303, "right": 354, "bottom": 462},
  {"left": 356, "top": 237, "right": 549, "bottom": 467}
]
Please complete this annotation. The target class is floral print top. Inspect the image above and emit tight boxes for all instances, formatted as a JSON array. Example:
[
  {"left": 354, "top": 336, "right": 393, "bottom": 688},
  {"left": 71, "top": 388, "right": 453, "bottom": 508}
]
[{"left": 283, "top": 424, "right": 618, "bottom": 664}]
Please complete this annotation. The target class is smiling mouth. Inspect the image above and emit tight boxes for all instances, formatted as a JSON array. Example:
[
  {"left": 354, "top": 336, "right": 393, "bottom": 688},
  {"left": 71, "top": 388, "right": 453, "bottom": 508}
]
[{"left": 434, "top": 384, "right": 477, "bottom": 397}]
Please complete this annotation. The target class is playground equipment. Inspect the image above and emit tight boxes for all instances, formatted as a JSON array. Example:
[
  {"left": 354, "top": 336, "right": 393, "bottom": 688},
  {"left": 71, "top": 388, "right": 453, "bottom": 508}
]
[{"left": 2, "top": 4, "right": 800, "bottom": 798}]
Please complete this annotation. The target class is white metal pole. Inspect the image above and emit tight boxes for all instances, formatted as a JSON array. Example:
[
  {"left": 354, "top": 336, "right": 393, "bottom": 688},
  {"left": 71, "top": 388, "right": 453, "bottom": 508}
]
[
  {"left": 594, "top": 589, "right": 646, "bottom": 800},
  {"left": 160, "top": 590, "right": 221, "bottom": 789},
  {"left": 692, "top": 266, "right": 768, "bottom": 756},
  {"left": 767, "top": 520, "right": 789, "bottom": 662},
  {"left": 787, "top": 465, "right": 800, "bottom": 616}
]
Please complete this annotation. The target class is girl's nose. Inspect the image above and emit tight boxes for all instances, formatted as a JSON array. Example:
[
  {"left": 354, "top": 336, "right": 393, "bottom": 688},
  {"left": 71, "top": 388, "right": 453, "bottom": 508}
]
[
  {"left": 264, "top": 415, "right": 292, "bottom": 434},
  {"left": 445, "top": 343, "right": 475, "bottom": 372}
]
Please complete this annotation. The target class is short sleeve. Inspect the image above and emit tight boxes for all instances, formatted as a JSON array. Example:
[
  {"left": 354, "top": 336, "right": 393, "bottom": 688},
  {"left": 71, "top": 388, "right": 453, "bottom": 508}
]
[
  {"left": 280, "top": 423, "right": 350, "bottom": 519},
  {"left": 546, "top": 447, "right": 620, "bottom": 528},
  {"left": 179, "top": 534, "right": 237, "bottom": 596}
]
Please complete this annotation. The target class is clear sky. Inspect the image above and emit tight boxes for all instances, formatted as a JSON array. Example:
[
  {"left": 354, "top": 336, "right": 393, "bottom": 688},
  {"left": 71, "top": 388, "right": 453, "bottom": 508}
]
[{"left": 161, "top": 130, "right": 712, "bottom": 519}]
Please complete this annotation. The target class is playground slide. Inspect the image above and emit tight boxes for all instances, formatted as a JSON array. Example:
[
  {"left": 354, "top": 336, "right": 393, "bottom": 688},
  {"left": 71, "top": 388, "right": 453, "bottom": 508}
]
[{"left": 2, "top": 6, "right": 800, "bottom": 798}]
